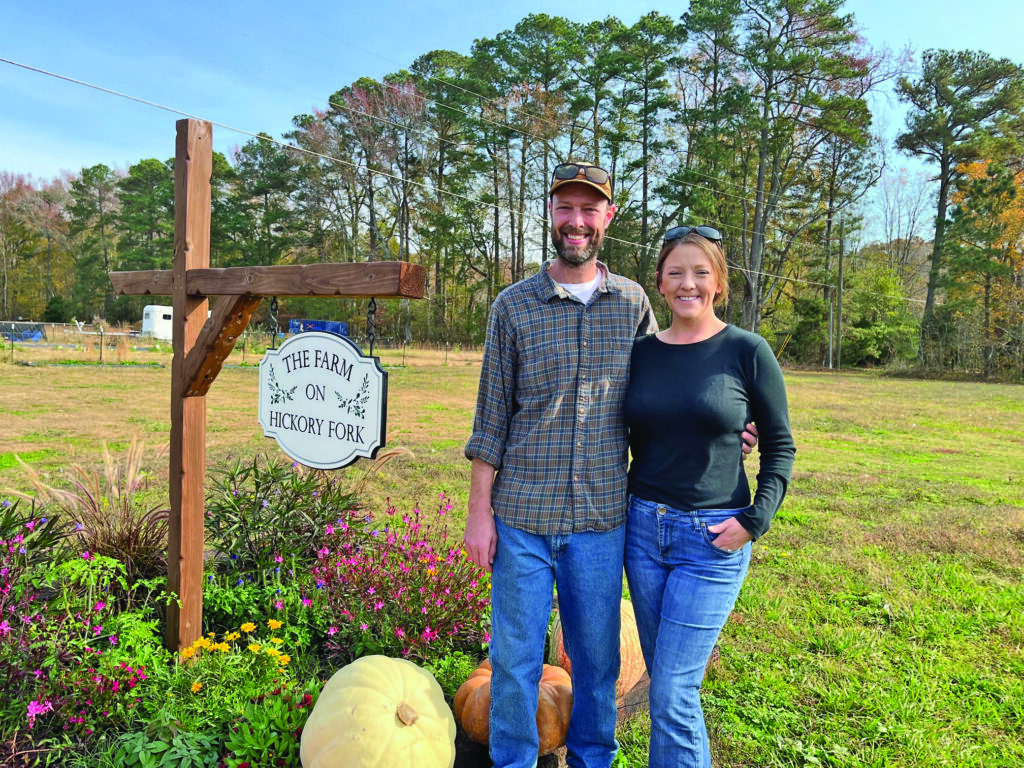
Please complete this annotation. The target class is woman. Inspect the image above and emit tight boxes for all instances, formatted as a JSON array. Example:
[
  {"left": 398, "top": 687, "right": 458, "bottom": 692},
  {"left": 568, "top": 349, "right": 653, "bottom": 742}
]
[{"left": 624, "top": 225, "right": 796, "bottom": 767}]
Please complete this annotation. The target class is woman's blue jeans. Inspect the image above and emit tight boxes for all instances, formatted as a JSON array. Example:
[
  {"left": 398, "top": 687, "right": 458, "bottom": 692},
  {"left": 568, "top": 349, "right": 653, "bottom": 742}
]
[
  {"left": 489, "top": 516, "right": 625, "bottom": 768},
  {"left": 623, "top": 496, "right": 752, "bottom": 768}
]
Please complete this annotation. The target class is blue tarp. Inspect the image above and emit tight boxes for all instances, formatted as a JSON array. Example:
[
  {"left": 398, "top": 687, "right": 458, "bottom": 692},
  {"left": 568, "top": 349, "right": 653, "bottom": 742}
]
[
  {"left": 288, "top": 319, "right": 348, "bottom": 336},
  {"left": 3, "top": 323, "right": 45, "bottom": 341}
]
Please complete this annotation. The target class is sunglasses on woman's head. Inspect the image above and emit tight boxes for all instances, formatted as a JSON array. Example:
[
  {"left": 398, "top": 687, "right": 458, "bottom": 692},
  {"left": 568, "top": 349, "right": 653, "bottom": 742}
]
[{"left": 663, "top": 225, "right": 723, "bottom": 244}]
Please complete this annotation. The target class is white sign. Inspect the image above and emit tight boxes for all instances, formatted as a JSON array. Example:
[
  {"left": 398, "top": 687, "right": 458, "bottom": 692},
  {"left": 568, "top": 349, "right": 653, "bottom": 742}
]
[{"left": 258, "top": 331, "right": 387, "bottom": 469}]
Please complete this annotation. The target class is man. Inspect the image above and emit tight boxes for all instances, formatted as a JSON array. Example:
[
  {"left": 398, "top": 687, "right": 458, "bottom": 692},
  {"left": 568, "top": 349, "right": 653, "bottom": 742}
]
[{"left": 463, "top": 163, "right": 751, "bottom": 767}]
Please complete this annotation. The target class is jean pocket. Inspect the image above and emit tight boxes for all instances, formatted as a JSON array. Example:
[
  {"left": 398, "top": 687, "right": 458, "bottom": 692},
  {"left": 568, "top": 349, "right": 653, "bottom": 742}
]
[{"left": 697, "top": 508, "right": 751, "bottom": 556}]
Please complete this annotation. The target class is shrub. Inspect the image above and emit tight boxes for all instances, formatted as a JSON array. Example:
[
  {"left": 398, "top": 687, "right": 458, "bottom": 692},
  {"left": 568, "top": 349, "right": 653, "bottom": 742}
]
[
  {"left": 220, "top": 680, "right": 319, "bottom": 768},
  {"left": 138, "top": 619, "right": 295, "bottom": 734},
  {"left": 425, "top": 650, "right": 481, "bottom": 705},
  {"left": 202, "top": 567, "right": 323, "bottom": 655},
  {"left": 1, "top": 549, "right": 160, "bottom": 743},
  {"left": 315, "top": 494, "right": 490, "bottom": 665},
  {"left": 113, "top": 709, "right": 222, "bottom": 768},
  {"left": 204, "top": 457, "right": 359, "bottom": 575},
  {"left": 0, "top": 497, "right": 74, "bottom": 566}
]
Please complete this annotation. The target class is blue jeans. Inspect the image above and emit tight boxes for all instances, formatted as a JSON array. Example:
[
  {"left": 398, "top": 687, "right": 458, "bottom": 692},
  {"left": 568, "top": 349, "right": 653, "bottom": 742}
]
[
  {"left": 489, "top": 515, "right": 625, "bottom": 768},
  {"left": 623, "top": 496, "right": 752, "bottom": 768}
]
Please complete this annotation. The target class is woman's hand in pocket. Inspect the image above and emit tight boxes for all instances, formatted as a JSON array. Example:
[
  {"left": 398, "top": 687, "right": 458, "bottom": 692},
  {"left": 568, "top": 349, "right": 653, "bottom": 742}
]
[{"left": 707, "top": 517, "right": 753, "bottom": 552}]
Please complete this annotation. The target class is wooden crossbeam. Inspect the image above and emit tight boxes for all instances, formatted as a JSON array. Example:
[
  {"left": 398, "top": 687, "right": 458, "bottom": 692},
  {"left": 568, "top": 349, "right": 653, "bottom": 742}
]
[{"left": 109, "top": 262, "right": 426, "bottom": 299}]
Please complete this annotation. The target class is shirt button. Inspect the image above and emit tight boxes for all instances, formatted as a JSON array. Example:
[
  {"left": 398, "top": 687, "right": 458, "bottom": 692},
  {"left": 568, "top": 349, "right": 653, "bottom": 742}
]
[
  {"left": 582, "top": 341, "right": 588, "bottom": 347},
  {"left": 573, "top": 475, "right": 579, "bottom": 482},
  {"left": 578, "top": 408, "right": 585, "bottom": 415},
  {"left": 657, "top": 506, "right": 666, "bottom": 515}
]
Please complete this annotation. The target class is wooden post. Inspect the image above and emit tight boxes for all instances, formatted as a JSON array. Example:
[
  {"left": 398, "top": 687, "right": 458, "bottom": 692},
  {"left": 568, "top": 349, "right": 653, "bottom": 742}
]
[{"left": 167, "top": 119, "right": 211, "bottom": 651}]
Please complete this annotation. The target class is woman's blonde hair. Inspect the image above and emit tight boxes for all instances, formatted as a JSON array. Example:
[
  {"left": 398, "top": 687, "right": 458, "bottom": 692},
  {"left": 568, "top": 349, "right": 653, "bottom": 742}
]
[{"left": 655, "top": 232, "right": 729, "bottom": 305}]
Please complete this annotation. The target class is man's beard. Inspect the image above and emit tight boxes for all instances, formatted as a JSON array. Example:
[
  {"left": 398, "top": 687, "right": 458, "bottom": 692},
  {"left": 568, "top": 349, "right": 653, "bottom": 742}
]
[{"left": 552, "top": 226, "right": 605, "bottom": 266}]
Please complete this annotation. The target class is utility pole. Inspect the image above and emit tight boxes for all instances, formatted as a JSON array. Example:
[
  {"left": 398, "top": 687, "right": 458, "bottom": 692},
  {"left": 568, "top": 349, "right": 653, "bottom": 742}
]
[{"left": 837, "top": 216, "right": 845, "bottom": 370}]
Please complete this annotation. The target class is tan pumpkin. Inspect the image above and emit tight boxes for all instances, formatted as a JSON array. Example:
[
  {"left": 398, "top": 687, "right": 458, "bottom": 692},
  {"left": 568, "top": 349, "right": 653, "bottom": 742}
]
[
  {"left": 300, "top": 655, "right": 455, "bottom": 768},
  {"left": 548, "top": 598, "right": 646, "bottom": 700},
  {"left": 453, "top": 658, "right": 573, "bottom": 756}
]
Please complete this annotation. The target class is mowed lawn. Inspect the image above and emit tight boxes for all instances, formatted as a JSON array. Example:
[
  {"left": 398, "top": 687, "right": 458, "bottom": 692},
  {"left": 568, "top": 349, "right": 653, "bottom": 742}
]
[{"left": 1, "top": 349, "right": 1022, "bottom": 767}]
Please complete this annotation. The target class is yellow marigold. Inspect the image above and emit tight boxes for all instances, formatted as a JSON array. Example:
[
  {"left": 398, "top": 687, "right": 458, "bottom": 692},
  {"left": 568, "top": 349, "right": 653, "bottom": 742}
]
[
  {"left": 190, "top": 681, "right": 202, "bottom": 693},
  {"left": 267, "top": 619, "right": 282, "bottom": 630},
  {"left": 180, "top": 647, "right": 196, "bottom": 660},
  {"left": 225, "top": 632, "right": 241, "bottom": 642},
  {"left": 241, "top": 622, "right": 257, "bottom": 633},
  {"left": 279, "top": 655, "right": 291, "bottom": 666},
  {"left": 195, "top": 637, "right": 212, "bottom": 649},
  {"left": 270, "top": 637, "right": 283, "bottom": 645},
  {"left": 248, "top": 643, "right": 261, "bottom": 654},
  {"left": 265, "top": 647, "right": 282, "bottom": 658},
  {"left": 214, "top": 643, "right": 231, "bottom": 653}
]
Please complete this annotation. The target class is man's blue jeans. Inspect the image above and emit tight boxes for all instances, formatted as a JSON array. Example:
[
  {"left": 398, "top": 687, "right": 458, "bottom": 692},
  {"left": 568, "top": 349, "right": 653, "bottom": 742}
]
[
  {"left": 623, "top": 496, "right": 752, "bottom": 768},
  {"left": 489, "top": 516, "right": 625, "bottom": 768}
]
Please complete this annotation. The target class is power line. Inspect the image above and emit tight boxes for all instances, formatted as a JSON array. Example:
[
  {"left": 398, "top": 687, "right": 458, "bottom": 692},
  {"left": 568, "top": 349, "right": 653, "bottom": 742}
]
[
  {"left": 225, "top": 0, "right": 837, "bottom": 214},
  {"left": 1, "top": 56, "right": 926, "bottom": 309}
]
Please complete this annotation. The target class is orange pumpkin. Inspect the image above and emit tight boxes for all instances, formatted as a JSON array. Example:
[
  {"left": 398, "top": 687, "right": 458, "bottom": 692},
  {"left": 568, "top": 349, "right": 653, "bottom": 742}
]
[
  {"left": 453, "top": 658, "right": 573, "bottom": 756},
  {"left": 548, "top": 598, "right": 646, "bottom": 700}
]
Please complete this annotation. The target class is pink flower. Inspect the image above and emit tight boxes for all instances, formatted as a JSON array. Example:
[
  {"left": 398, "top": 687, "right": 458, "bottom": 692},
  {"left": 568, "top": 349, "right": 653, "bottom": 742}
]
[
  {"left": 301, "top": 598, "right": 312, "bottom": 607},
  {"left": 274, "top": 554, "right": 284, "bottom": 564},
  {"left": 27, "top": 699, "right": 53, "bottom": 728},
  {"left": 274, "top": 601, "right": 284, "bottom": 610},
  {"left": 81, "top": 551, "right": 93, "bottom": 560},
  {"left": 328, "top": 626, "right": 338, "bottom": 636}
]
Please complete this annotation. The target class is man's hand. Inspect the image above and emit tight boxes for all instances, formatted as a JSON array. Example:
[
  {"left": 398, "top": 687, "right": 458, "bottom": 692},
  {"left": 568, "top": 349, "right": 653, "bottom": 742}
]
[
  {"left": 463, "top": 510, "right": 497, "bottom": 573},
  {"left": 740, "top": 422, "right": 758, "bottom": 458},
  {"left": 465, "top": 458, "right": 498, "bottom": 572},
  {"left": 707, "top": 517, "right": 753, "bottom": 552}
]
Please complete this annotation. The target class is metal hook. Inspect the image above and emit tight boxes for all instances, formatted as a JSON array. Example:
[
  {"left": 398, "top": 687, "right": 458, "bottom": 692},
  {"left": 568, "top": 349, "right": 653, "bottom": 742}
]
[
  {"left": 366, "top": 297, "right": 377, "bottom": 356},
  {"left": 269, "top": 296, "right": 279, "bottom": 349}
]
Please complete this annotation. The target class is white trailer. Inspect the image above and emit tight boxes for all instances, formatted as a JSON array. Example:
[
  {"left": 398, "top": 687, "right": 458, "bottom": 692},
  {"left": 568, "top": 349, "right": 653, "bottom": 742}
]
[{"left": 141, "top": 305, "right": 174, "bottom": 341}]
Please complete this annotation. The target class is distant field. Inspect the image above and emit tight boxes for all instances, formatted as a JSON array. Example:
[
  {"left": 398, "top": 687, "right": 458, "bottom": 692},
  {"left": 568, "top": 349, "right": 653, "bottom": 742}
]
[{"left": 2, "top": 345, "right": 1023, "bottom": 766}]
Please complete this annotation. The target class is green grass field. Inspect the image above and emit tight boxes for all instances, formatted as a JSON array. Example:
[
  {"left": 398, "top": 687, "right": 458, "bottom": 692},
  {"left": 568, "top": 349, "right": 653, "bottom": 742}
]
[{"left": 2, "top": 347, "right": 1022, "bottom": 767}]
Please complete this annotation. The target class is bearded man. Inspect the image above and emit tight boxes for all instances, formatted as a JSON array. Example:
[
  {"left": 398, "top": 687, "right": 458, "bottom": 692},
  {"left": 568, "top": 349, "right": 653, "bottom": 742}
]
[{"left": 463, "top": 162, "right": 655, "bottom": 768}]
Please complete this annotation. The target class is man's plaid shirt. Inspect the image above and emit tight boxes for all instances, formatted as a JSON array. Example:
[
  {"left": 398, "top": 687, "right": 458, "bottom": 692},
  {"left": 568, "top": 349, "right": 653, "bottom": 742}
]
[{"left": 465, "top": 261, "right": 657, "bottom": 535}]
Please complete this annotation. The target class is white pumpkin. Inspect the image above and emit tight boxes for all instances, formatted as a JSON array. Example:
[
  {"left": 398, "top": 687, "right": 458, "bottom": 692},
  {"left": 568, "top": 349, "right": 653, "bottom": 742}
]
[{"left": 300, "top": 655, "right": 456, "bottom": 768}]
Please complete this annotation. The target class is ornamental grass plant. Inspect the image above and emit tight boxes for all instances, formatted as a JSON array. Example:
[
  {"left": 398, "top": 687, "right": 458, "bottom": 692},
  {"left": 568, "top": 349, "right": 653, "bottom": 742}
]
[{"left": 8, "top": 440, "right": 169, "bottom": 587}]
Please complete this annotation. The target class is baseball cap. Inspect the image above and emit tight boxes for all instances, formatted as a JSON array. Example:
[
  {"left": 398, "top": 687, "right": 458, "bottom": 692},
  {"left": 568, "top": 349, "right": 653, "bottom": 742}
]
[{"left": 548, "top": 163, "right": 613, "bottom": 202}]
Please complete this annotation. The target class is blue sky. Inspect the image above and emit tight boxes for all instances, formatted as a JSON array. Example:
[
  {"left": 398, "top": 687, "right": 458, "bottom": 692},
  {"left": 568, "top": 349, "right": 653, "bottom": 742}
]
[{"left": 1, "top": 0, "right": 1021, "bottom": 181}]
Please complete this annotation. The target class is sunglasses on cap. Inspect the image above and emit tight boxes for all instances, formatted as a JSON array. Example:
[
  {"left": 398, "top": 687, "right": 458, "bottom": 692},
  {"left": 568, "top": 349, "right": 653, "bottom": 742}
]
[
  {"left": 663, "top": 225, "right": 723, "bottom": 244},
  {"left": 552, "top": 163, "right": 611, "bottom": 186}
]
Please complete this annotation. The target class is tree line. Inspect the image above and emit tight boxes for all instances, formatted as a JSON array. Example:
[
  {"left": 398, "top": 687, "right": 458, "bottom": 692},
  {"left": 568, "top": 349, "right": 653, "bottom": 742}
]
[{"left": 2, "top": 1, "right": 1023, "bottom": 377}]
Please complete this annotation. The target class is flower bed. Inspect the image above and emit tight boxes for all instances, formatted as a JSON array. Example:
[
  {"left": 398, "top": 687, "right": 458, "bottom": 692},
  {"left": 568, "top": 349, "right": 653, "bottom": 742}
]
[{"left": 0, "top": 453, "right": 491, "bottom": 767}]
